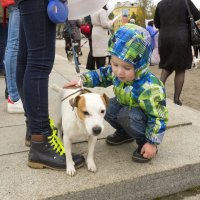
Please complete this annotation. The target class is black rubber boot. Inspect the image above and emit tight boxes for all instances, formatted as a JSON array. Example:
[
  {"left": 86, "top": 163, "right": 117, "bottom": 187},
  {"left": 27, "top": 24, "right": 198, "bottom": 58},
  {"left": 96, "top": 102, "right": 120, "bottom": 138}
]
[
  {"left": 106, "top": 131, "right": 134, "bottom": 145},
  {"left": 28, "top": 132, "right": 85, "bottom": 170},
  {"left": 25, "top": 120, "right": 31, "bottom": 147}
]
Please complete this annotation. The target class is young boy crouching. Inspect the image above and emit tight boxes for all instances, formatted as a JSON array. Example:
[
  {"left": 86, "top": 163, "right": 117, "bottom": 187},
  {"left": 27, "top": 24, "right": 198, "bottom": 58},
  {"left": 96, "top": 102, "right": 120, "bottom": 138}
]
[{"left": 64, "top": 24, "right": 168, "bottom": 163}]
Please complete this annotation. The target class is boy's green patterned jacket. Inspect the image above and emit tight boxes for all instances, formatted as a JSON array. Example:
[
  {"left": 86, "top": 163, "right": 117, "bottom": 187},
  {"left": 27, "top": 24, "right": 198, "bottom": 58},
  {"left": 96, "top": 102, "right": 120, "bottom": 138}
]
[{"left": 81, "top": 24, "right": 168, "bottom": 145}]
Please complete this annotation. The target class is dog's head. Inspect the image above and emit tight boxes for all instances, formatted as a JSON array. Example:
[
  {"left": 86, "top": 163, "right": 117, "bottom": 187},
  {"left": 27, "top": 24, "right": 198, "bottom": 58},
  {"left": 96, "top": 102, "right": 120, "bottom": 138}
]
[{"left": 69, "top": 93, "right": 109, "bottom": 136}]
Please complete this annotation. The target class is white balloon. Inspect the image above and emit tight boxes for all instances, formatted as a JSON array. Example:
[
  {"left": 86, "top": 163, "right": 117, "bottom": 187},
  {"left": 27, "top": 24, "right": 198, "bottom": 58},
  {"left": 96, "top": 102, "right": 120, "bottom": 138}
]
[{"left": 67, "top": 0, "right": 109, "bottom": 20}]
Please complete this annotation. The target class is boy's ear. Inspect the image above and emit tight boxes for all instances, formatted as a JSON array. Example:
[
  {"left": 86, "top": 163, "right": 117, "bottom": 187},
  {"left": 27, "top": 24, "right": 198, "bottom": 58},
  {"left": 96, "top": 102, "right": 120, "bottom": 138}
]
[{"left": 101, "top": 93, "right": 109, "bottom": 107}]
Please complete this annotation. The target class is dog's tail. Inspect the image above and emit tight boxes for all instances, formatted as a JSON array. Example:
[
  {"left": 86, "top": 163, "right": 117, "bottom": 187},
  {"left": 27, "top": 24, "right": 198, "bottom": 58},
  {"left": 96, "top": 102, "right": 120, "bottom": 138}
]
[{"left": 50, "top": 84, "right": 62, "bottom": 93}]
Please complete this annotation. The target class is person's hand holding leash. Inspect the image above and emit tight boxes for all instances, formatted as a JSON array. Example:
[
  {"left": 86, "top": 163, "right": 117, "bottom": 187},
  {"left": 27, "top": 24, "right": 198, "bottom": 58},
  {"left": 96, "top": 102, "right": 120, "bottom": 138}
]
[{"left": 63, "top": 79, "right": 82, "bottom": 89}]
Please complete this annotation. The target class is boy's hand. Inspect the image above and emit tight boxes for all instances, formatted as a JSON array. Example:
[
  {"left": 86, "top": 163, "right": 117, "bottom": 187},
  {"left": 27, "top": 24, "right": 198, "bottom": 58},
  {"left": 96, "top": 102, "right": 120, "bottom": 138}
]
[
  {"left": 141, "top": 143, "right": 157, "bottom": 159},
  {"left": 63, "top": 80, "right": 81, "bottom": 89}
]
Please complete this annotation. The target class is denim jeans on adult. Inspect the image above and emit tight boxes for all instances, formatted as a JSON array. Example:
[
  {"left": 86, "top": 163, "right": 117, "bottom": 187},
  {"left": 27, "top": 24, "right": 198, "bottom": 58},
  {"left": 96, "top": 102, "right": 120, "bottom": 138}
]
[
  {"left": 4, "top": 5, "right": 20, "bottom": 102},
  {"left": 0, "top": 23, "right": 8, "bottom": 71},
  {"left": 16, "top": 0, "right": 56, "bottom": 134},
  {"left": 105, "top": 97, "right": 148, "bottom": 147}
]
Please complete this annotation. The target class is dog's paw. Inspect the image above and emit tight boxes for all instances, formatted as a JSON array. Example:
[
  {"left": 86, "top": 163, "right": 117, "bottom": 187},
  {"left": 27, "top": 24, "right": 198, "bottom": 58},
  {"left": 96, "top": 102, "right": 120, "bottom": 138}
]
[
  {"left": 66, "top": 166, "right": 76, "bottom": 176},
  {"left": 87, "top": 160, "right": 97, "bottom": 172}
]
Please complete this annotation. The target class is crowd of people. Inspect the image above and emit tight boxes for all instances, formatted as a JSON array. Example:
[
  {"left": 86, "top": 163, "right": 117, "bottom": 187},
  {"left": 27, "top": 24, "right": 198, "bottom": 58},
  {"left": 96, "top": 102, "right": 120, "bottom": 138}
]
[{"left": 0, "top": 0, "right": 200, "bottom": 172}]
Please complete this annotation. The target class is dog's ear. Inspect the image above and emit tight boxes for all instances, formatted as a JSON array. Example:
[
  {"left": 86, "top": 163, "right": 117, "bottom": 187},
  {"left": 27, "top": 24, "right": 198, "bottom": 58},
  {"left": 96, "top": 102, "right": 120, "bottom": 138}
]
[
  {"left": 69, "top": 96, "right": 81, "bottom": 108},
  {"left": 101, "top": 93, "right": 109, "bottom": 107}
]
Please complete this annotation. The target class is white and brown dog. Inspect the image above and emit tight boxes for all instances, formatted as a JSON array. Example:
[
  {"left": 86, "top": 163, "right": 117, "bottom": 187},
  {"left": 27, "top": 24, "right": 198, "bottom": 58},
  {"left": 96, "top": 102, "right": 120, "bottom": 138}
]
[{"left": 51, "top": 85, "right": 109, "bottom": 176}]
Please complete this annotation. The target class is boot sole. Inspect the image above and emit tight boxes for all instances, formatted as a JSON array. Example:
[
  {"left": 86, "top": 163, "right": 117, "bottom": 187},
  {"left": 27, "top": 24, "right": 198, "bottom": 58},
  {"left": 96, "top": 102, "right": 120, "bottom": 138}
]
[
  {"left": 132, "top": 156, "right": 151, "bottom": 163},
  {"left": 106, "top": 138, "right": 134, "bottom": 145},
  {"left": 132, "top": 149, "right": 158, "bottom": 163},
  {"left": 28, "top": 161, "right": 85, "bottom": 171}
]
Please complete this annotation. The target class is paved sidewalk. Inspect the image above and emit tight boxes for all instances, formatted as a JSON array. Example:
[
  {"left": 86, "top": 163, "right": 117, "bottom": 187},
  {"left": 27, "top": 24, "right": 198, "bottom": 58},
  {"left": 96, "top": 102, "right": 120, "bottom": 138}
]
[{"left": 0, "top": 50, "right": 200, "bottom": 200}]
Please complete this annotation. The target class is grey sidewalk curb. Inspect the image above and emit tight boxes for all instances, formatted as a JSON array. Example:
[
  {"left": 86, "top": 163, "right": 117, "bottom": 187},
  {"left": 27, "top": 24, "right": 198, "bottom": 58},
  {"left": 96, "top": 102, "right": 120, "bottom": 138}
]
[{"left": 47, "top": 163, "right": 200, "bottom": 200}]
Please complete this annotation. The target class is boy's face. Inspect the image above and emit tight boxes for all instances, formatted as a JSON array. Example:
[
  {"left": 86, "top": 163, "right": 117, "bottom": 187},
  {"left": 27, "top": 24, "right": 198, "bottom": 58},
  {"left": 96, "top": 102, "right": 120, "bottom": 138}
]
[{"left": 111, "top": 56, "right": 135, "bottom": 82}]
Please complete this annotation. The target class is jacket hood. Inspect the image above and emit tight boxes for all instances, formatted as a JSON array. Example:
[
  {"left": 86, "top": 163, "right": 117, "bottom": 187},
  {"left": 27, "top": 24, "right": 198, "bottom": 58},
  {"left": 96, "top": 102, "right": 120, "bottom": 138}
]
[{"left": 108, "top": 23, "right": 152, "bottom": 80}]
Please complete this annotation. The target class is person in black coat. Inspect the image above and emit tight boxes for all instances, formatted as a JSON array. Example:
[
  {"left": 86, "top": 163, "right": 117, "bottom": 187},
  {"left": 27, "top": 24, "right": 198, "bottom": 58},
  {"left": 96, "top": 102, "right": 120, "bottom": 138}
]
[
  {"left": 154, "top": 0, "right": 200, "bottom": 106},
  {"left": 193, "top": 21, "right": 200, "bottom": 59},
  {"left": 63, "top": 20, "right": 82, "bottom": 64}
]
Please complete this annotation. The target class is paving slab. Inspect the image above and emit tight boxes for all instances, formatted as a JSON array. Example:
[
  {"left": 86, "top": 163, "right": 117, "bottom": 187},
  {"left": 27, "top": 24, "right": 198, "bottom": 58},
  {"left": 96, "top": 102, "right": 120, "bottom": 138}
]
[
  {"left": 184, "top": 195, "right": 200, "bottom": 200},
  {"left": 0, "top": 125, "right": 29, "bottom": 155},
  {"left": 0, "top": 124, "right": 200, "bottom": 200},
  {"left": 0, "top": 78, "right": 26, "bottom": 127},
  {"left": 0, "top": 54, "right": 200, "bottom": 200}
]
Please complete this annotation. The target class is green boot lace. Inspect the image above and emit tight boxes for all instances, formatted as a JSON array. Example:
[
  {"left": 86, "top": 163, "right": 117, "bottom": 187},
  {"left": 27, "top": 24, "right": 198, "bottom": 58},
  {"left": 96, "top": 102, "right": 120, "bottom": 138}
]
[{"left": 48, "top": 119, "right": 65, "bottom": 156}]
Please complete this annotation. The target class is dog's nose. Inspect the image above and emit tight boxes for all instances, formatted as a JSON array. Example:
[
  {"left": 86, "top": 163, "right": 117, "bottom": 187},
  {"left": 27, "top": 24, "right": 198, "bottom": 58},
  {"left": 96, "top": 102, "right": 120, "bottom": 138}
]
[{"left": 92, "top": 126, "right": 102, "bottom": 136}]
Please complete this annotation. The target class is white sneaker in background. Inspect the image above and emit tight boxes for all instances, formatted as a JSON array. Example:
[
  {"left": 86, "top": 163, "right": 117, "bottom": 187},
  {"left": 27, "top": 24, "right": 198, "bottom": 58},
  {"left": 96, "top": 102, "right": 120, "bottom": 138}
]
[{"left": 7, "top": 97, "right": 24, "bottom": 114}]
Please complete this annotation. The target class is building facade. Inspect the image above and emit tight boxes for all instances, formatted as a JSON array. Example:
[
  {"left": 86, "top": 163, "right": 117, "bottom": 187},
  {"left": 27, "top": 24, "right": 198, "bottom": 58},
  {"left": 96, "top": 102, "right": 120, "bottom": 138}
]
[{"left": 113, "top": 1, "right": 139, "bottom": 31}]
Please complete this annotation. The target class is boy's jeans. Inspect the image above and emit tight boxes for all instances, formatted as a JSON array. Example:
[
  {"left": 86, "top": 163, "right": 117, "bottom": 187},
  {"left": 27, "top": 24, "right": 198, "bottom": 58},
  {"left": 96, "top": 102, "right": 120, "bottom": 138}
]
[
  {"left": 16, "top": 0, "right": 56, "bottom": 134},
  {"left": 4, "top": 5, "right": 20, "bottom": 102},
  {"left": 105, "top": 97, "right": 147, "bottom": 147}
]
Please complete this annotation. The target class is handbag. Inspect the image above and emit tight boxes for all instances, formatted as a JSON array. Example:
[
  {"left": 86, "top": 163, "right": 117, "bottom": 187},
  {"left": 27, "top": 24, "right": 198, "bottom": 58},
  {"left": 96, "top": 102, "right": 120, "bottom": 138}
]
[
  {"left": 0, "top": 0, "right": 15, "bottom": 8},
  {"left": 185, "top": 0, "right": 200, "bottom": 47},
  {"left": 80, "top": 24, "right": 91, "bottom": 38}
]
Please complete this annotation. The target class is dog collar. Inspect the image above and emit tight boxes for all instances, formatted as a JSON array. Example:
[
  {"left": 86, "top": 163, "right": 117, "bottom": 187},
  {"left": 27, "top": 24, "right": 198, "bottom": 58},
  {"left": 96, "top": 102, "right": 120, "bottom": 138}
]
[{"left": 61, "top": 88, "right": 92, "bottom": 102}]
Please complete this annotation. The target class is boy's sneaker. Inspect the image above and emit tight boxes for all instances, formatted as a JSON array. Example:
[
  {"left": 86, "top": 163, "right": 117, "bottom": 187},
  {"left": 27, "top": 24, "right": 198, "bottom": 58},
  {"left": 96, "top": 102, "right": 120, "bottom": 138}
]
[
  {"left": 106, "top": 131, "right": 134, "bottom": 145},
  {"left": 28, "top": 128, "right": 85, "bottom": 170},
  {"left": 7, "top": 97, "right": 24, "bottom": 114}
]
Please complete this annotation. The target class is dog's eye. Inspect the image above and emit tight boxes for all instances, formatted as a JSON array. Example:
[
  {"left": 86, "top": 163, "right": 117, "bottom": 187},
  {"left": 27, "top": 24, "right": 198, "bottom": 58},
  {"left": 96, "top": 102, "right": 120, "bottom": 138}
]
[
  {"left": 83, "top": 111, "right": 90, "bottom": 116},
  {"left": 101, "top": 110, "right": 105, "bottom": 114}
]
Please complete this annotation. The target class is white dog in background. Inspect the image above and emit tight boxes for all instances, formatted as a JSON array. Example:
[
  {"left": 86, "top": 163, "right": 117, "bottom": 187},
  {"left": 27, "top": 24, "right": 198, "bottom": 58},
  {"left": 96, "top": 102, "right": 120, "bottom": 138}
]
[{"left": 51, "top": 84, "right": 109, "bottom": 176}]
